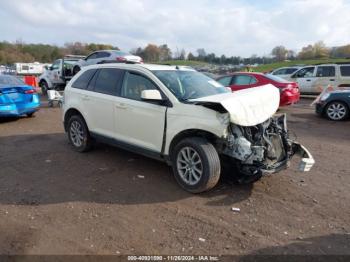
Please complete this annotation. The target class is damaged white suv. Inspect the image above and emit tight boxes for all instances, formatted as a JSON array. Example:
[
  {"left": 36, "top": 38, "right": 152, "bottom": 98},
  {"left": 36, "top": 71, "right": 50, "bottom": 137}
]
[{"left": 63, "top": 64, "right": 314, "bottom": 193}]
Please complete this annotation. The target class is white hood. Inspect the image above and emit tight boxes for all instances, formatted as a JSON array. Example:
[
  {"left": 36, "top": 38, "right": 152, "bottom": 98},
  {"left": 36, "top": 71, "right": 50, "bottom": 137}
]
[{"left": 191, "top": 84, "right": 280, "bottom": 126}]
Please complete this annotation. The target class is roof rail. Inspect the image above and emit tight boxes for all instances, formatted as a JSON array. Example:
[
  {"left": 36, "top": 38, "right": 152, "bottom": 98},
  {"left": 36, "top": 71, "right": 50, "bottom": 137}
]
[
  {"left": 313, "top": 61, "right": 350, "bottom": 65},
  {"left": 97, "top": 60, "right": 140, "bottom": 64},
  {"left": 64, "top": 55, "right": 86, "bottom": 59}
]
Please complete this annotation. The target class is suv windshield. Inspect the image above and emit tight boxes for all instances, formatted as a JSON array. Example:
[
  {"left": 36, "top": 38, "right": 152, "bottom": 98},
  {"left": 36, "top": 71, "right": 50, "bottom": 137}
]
[{"left": 153, "top": 70, "right": 229, "bottom": 101}]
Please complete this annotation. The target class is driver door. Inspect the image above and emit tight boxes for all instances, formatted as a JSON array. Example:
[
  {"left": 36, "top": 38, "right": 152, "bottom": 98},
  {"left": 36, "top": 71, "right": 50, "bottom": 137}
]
[
  {"left": 292, "top": 67, "right": 316, "bottom": 93},
  {"left": 114, "top": 71, "right": 167, "bottom": 152}
]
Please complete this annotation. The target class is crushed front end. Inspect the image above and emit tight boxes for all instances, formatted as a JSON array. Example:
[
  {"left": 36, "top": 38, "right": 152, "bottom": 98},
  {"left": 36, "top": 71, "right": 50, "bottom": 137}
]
[{"left": 220, "top": 114, "right": 314, "bottom": 181}]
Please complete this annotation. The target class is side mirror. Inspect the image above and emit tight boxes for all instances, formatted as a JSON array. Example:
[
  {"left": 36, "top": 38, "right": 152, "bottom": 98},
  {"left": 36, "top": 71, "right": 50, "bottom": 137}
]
[
  {"left": 49, "top": 66, "right": 53, "bottom": 71},
  {"left": 141, "top": 90, "right": 163, "bottom": 101},
  {"left": 290, "top": 73, "right": 296, "bottom": 78}
]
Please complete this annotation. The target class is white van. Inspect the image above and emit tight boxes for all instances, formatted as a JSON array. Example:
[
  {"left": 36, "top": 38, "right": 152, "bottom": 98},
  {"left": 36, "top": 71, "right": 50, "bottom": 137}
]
[{"left": 288, "top": 64, "right": 350, "bottom": 94}]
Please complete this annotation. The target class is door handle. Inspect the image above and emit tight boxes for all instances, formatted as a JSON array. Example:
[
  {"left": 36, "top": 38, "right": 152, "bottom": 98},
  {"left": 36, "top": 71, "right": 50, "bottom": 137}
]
[
  {"left": 115, "top": 103, "right": 127, "bottom": 109},
  {"left": 329, "top": 79, "right": 335, "bottom": 81},
  {"left": 306, "top": 79, "right": 311, "bottom": 82},
  {"left": 81, "top": 95, "right": 90, "bottom": 101}
]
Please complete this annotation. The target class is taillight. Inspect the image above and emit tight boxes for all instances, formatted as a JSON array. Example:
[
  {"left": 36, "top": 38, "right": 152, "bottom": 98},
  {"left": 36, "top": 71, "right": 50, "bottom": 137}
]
[
  {"left": 24, "top": 89, "right": 36, "bottom": 94},
  {"left": 140, "top": 58, "right": 144, "bottom": 64},
  {"left": 116, "top": 56, "right": 126, "bottom": 62}
]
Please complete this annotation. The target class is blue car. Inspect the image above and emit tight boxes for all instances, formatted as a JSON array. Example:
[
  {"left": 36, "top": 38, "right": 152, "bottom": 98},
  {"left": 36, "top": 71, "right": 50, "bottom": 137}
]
[{"left": 0, "top": 75, "right": 40, "bottom": 117}]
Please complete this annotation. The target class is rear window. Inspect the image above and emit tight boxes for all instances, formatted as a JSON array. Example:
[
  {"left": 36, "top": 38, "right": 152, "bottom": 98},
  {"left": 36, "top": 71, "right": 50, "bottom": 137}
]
[
  {"left": 316, "top": 66, "right": 335, "bottom": 77},
  {"left": 340, "top": 66, "right": 350, "bottom": 76},
  {"left": 0, "top": 75, "right": 25, "bottom": 87},
  {"left": 93, "top": 68, "right": 124, "bottom": 95},
  {"left": 265, "top": 74, "right": 290, "bottom": 83},
  {"left": 71, "top": 69, "right": 97, "bottom": 89}
]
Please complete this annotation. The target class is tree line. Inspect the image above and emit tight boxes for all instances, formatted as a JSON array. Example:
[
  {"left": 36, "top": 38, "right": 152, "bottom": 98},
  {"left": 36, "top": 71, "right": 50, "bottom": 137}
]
[
  {"left": 1, "top": 40, "right": 350, "bottom": 65},
  {"left": 0, "top": 41, "right": 119, "bottom": 65}
]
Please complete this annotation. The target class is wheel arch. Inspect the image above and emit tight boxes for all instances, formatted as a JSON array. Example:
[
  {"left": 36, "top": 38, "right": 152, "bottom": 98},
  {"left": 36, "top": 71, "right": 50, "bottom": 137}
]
[
  {"left": 64, "top": 108, "right": 87, "bottom": 132},
  {"left": 168, "top": 129, "right": 220, "bottom": 158}
]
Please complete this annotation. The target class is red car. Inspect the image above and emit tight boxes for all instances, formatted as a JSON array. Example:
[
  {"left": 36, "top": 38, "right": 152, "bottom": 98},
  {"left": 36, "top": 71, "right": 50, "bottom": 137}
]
[{"left": 216, "top": 72, "right": 300, "bottom": 106}]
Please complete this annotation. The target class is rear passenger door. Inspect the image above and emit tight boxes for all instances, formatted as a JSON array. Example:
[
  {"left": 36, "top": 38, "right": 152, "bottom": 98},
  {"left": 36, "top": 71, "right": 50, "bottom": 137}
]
[
  {"left": 114, "top": 71, "right": 167, "bottom": 153},
  {"left": 314, "top": 66, "right": 336, "bottom": 92},
  {"left": 83, "top": 68, "right": 124, "bottom": 138}
]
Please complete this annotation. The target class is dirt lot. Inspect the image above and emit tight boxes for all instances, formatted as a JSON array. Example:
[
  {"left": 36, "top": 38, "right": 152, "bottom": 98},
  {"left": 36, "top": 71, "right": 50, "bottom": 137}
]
[{"left": 0, "top": 98, "right": 349, "bottom": 256}]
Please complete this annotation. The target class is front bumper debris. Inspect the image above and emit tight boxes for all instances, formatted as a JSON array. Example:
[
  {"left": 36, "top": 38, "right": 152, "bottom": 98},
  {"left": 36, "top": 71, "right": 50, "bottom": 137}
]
[{"left": 291, "top": 142, "right": 315, "bottom": 172}]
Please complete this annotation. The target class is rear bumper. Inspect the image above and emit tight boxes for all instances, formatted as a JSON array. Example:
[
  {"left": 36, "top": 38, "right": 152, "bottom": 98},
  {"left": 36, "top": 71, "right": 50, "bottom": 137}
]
[
  {"left": 280, "top": 91, "right": 300, "bottom": 106},
  {"left": 0, "top": 102, "right": 40, "bottom": 117}
]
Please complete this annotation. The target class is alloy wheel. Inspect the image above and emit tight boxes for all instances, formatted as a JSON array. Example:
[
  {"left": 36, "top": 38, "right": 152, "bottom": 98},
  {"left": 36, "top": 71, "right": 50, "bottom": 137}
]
[
  {"left": 327, "top": 102, "right": 347, "bottom": 120},
  {"left": 70, "top": 120, "right": 84, "bottom": 147},
  {"left": 176, "top": 146, "right": 203, "bottom": 185}
]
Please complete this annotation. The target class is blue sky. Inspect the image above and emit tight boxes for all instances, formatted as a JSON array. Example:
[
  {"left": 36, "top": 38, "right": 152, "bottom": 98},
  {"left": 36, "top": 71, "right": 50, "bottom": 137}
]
[{"left": 0, "top": 0, "right": 350, "bottom": 57}]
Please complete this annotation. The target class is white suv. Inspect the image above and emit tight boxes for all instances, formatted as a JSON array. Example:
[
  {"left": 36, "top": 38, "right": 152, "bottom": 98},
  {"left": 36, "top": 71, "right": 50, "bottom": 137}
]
[{"left": 63, "top": 63, "right": 314, "bottom": 193}]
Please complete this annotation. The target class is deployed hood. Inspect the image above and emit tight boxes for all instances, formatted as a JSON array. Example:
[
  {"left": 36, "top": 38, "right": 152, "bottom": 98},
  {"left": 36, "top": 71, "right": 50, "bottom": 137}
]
[{"left": 191, "top": 84, "right": 280, "bottom": 126}]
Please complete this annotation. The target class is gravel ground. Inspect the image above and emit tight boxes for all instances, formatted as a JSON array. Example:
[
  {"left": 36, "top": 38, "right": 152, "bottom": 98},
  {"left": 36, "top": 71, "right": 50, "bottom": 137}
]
[{"left": 0, "top": 98, "right": 349, "bottom": 256}]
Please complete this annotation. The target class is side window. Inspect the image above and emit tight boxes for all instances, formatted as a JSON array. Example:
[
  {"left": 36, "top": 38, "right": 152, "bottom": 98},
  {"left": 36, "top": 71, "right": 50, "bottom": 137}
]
[
  {"left": 217, "top": 76, "right": 232, "bottom": 86},
  {"left": 233, "top": 75, "right": 253, "bottom": 85},
  {"left": 52, "top": 60, "right": 60, "bottom": 70},
  {"left": 121, "top": 72, "right": 158, "bottom": 101},
  {"left": 97, "top": 52, "right": 110, "bottom": 58},
  {"left": 316, "top": 66, "right": 335, "bottom": 77},
  {"left": 340, "top": 66, "right": 350, "bottom": 76},
  {"left": 71, "top": 69, "right": 97, "bottom": 89},
  {"left": 86, "top": 53, "right": 98, "bottom": 60},
  {"left": 273, "top": 69, "right": 286, "bottom": 75},
  {"left": 294, "top": 67, "right": 315, "bottom": 78},
  {"left": 93, "top": 68, "right": 124, "bottom": 95},
  {"left": 286, "top": 68, "right": 298, "bottom": 74}
]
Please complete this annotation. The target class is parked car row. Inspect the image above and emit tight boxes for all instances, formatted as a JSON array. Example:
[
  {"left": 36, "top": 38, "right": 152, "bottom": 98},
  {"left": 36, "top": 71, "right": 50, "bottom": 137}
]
[{"left": 216, "top": 72, "right": 300, "bottom": 107}]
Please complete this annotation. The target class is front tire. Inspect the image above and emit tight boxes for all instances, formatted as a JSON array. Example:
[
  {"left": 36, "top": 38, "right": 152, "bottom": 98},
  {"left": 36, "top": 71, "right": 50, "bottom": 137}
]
[
  {"left": 67, "top": 115, "right": 92, "bottom": 152},
  {"left": 171, "top": 137, "right": 221, "bottom": 193},
  {"left": 325, "top": 101, "right": 349, "bottom": 121}
]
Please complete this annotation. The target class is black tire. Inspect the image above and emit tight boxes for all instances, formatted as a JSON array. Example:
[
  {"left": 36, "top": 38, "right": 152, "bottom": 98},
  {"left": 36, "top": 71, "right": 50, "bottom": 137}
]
[
  {"left": 171, "top": 137, "right": 221, "bottom": 193},
  {"left": 67, "top": 115, "right": 92, "bottom": 152},
  {"left": 325, "top": 101, "right": 349, "bottom": 121},
  {"left": 73, "top": 66, "right": 81, "bottom": 75},
  {"left": 40, "top": 81, "right": 48, "bottom": 96},
  {"left": 27, "top": 112, "right": 34, "bottom": 117}
]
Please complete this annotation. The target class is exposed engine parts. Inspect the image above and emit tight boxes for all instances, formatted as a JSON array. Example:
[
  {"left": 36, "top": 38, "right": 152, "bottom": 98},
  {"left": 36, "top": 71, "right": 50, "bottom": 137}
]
[{"left": 222, "top": 114, "right": 292, "bottom": 173}]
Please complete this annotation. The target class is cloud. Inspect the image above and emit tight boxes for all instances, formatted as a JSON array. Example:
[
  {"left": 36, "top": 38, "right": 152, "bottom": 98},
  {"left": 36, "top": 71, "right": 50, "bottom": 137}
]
[{"left": 0, "top": 0, "right": 350, "bottom": 56}]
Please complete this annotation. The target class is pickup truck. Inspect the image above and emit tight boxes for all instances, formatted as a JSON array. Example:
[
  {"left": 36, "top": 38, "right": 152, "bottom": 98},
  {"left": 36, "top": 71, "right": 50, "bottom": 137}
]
[{"left": 38, "top": 55, "right": 85, "bottom": 95}]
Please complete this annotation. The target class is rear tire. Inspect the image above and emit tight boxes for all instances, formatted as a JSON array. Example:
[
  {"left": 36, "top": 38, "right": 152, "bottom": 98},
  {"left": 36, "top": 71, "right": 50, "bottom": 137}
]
[
  {"left": 67, "top": 115, "right": 92, "bottom": 152},
  {"left": 325, "top": 101, "right": 349, "bottom": 121},
  {"left": 171, "top": 137, "right": 221, "bottom": 193},
  {"left": 26, "top": 112, "right": 34, "bottom": 117}
]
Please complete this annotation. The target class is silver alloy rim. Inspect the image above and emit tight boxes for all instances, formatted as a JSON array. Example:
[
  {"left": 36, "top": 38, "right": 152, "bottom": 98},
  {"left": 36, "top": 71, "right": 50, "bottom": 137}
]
[
  {"left": 176, "top": 146, "right": 203, "bottom": 185},
  {"left": 327, "top": 103, "right": 346, "bottom": 120},
  {"left": 70, "top": 120, "right": 84, "bottom": 147}
]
